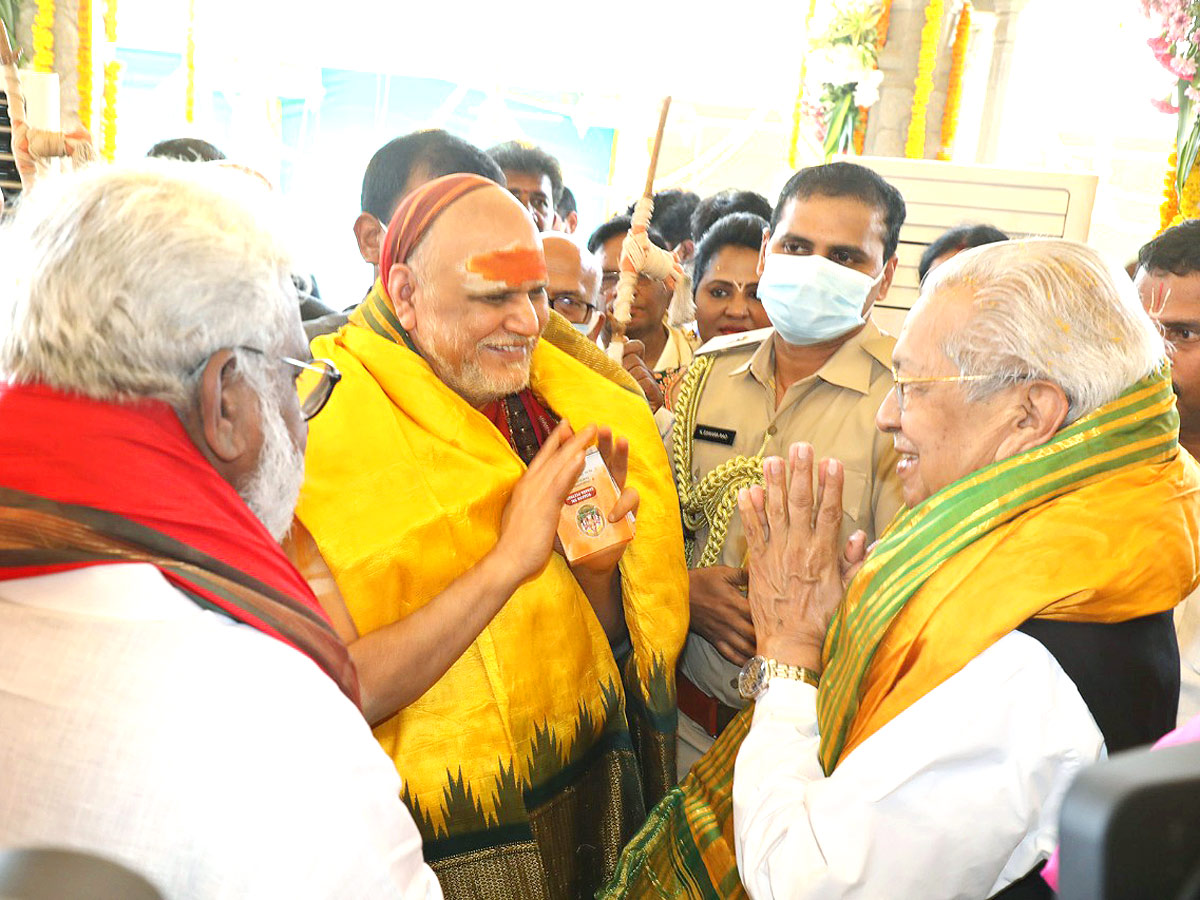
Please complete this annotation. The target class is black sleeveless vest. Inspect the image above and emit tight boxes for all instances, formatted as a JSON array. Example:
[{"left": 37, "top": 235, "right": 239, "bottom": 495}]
[{"left": 991, "top": 611, "right": 1179, "bottom": 899}]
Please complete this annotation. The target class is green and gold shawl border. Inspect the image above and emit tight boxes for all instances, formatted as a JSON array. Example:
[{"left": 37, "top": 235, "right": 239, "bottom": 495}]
[
  {"left": 599, "top": 705, "right": 752, "bottom": 899},
  {"left": 817, "top": 365, "right": 1179, "bottom": 773},
  {"left": 352, "top": 280, "right": 422, "bottom": 354},
  {"left": 598, "top": 366, "right": 1180, "bottom": 899}
]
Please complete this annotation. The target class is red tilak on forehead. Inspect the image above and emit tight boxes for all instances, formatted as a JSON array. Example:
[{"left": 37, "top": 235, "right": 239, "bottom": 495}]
[{"left": 465, "top": 248, "right": 547, "bottom": 287}]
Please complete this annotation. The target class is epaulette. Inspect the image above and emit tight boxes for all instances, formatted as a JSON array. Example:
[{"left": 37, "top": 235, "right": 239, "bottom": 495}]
[{"left": 694, "top": 326, "right": 773, "bottom": 357}]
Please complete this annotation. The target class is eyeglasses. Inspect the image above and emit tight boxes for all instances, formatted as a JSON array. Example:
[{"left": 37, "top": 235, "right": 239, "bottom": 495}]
[
  {"left": 238, "top": 347, "right": 342, "bottom": 421},
  {"left": 891, "top": 367, "right": 992, "bottom": 413},
  {"left": 549, "top": 294, "right": 599, "bottom": 323}
]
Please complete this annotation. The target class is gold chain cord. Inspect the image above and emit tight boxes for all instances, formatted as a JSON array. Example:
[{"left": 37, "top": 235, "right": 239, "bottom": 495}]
[{"left": 671, "top": 356, "right": 769, "bottom": 568}]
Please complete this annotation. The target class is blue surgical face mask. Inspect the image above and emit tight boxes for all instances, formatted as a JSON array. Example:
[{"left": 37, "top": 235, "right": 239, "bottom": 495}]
[
  {"left": 757, "top": 253, "right": 883, "bottom": 346},
  {"left": 571, "top": 307, "right": 603, "bottom": 341}
]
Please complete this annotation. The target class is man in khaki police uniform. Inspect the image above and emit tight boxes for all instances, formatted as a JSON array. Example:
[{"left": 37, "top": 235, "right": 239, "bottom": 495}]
[{"left": 669, "top": 162, "right": 907, "bottom": 772}]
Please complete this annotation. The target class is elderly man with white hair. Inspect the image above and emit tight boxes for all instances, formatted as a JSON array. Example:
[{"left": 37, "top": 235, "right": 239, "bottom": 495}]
[
  {"left": 0, "top": 163, "right": 442, "bottom": 898},
  {"left": 598, "top": 239, "right": 1200, "bottom": 900},
  {"left": 726, "top": 238, "right": 1200, "bottom": 899}
]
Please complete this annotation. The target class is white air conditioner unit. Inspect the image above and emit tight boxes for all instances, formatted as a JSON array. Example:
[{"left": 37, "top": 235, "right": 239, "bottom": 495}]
[{"left": 845, "top": 155, "right": 1099, "bottom": 335}]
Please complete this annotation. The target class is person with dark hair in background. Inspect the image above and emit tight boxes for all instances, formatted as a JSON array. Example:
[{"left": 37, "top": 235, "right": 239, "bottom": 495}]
[
  {"left": 668, "top": 162, "right": 905, "bottom": 775},
  {"left": 588, "top": 215, "right": 698, "bottom": 375},
  {"left": 1135, "top": 217, "right": 1200, "bottom": 727},
  {"left": 627, "top": 189, "right": 700, "bottom": 263},
  {"left": 357, "top": 130, "right": 506, "bottom": 273},
  {"left": 556, "top": 185, "right": 579, "bottom": 234},
  {"left": 302, "top": 130, "right": 506, "bottom": 338},
  {"left": 918, "top": 223, "right": 1009, "bottom": 282},
  {"left": 691, "top": 212, "right": 772, "bottom": 345},
  {"left": 487, "top": 141, "right": 563, "bottom": 232},
  {"left": 691, "top": 189, "right": 773, "bottom": 244},
  {"left": 146, "top": 137, "right": 226, "bottom": 162}
]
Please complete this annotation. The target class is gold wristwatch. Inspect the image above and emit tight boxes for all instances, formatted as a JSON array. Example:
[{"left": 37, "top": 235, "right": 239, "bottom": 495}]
[{"left": 738, "top": 655, "right": 820, "bottom": 701}]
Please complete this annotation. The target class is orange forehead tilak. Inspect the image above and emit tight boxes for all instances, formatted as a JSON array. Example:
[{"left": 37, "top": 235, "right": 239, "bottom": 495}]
[{"left": 465, "top": 248, "right": 548, "bottom": 288}]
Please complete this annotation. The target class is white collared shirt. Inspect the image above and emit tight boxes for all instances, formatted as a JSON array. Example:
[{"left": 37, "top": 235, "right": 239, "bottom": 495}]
[
  {"left": 733, "top": 630, "right": 1104, "bottom": 899},
  {"left": 0, "top": 563, "right": 441, "bottom": 900},
  {"left": 1176, "top": 586, "right": 1200, "bottom": 725}
]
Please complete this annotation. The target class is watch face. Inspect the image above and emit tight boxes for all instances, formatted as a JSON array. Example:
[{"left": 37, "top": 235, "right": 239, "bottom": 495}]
[{"left": 738, "top": 655, "right": 768, "bottom": 701}]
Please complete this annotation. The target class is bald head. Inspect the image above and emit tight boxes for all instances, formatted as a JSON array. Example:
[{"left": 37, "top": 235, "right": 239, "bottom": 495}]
[
  {"left": 403, "top": 185, "right": 542, "bottom": 284},
  {"left": 386, "top": 185, "right": 550, "bottom": 408},
  {"left": 542, "top": 234, "right": 603, "bottom": 338}
]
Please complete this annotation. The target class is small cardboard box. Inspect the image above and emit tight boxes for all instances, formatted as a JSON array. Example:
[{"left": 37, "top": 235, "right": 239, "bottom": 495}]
[{"left": 557, "top": 446, "right": 635, "bottom": 565}]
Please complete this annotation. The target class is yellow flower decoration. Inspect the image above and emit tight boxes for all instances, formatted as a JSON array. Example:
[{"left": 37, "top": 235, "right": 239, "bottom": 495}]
[
  {"left": 936, "top": 1, "right": 970, "bottom": 161},
  {"left": 787, "top": 0, "right": 820, "bottom": 169},
  {"left": 1181, "top": 157, "right": 1200, "bottom": 221},
  {"left": 100, "top": 0, "right": 119, "bottom": 162},
  {"left": 32, "top": 0, "right": 55, "bottom": 74},
  {"left": 77, "top": 0, "right": 93, "bottom": 131},
  {"left": 1160, "top": 149, "right": 1180, "bottom": 234},
  {"left": 906, "top": 0, "right": 945, "bottom": 159},
  {"left": 101, "top": 61, "right": 119, "bottom": 162},
  {"left": 185, "top": 0, "right": 195, "bottom": 123}
]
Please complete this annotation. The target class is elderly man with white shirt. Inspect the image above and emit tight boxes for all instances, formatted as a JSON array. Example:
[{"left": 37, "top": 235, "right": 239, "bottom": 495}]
[
  {"left": 728, "top": 239, "right": 1197, "bottom": 899},
  {"left": 0, "top": 163, "right": 440, "bottom": 899}
]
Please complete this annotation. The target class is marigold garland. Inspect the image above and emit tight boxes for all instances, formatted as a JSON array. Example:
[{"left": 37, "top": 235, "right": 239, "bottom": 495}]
[
  {"left": 32, "top": 0, "right": 55, "bottom": 73},
  {"left": 185, "top": 0, "right": 195, "bottom": 123},
  {"left": 852, "top": 106, "right": 868, "bottom": 154},
  {"left": 1173, "top": 157, "right": 1200, "bottom": 227},
  {"left": 905, "top": 0, "right": 945, "bottom": 159},
  {"left": 935, "top": 1, "right": 970, "bottom": 160},
  {"left": 100, "top": 0, "right": 119, "bottom": 162},
  {"left": 77, "top": 0, "right": 93, "bottom": 131},
  {"left": 788, "top": 0, "right": 820, "bottom": 168},
  {"left": 876, "top": 0, "right": 893, "bottom": 51},
  {"left": 1160, "top": 149, "right": 1180, "bottom": 234},
  {"left": 101, "top": 60, "right": 118, "bottom": 161}
]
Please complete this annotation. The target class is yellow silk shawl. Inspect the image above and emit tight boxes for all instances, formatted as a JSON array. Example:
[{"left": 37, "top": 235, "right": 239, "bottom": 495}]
[{"left": 295, "top": 298, "right": 688, "bottom": 843}]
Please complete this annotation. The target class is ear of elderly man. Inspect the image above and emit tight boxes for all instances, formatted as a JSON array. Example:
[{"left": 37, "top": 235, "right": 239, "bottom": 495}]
[
  {"left": 0, "top": 162, "right": 443, "bottom": 898},
  {"left": 610, "top": 235, "right": 1196, "bottom": 900}
]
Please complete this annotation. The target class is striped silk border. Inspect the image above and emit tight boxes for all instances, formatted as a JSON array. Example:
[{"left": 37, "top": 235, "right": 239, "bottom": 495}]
[{"left": 816, "top": 366, "right": 1179, "bottom": 773}]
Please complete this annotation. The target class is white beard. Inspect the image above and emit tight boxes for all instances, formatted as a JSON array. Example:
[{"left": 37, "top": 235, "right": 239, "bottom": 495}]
[
  {"left": 418, "top": 313, "right": 534, "bottom": 407},
  {"left": 238, "top": 391, "right": 305, "bottom": 542}
]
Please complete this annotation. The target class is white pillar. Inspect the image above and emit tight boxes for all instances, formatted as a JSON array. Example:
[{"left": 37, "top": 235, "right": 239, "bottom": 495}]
[
  {"left": 864, "top": 0, "right": 928, "bottom": 157},
  {"left": 974, "top": 0, "right": 1029, "bottom": 163}
]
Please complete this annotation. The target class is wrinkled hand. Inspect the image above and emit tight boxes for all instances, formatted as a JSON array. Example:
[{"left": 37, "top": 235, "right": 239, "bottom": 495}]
[
  {"left": 622, "top": 339, "right": 665, "bottom": 411},
  {"left": 841, "top": 533, "right": 871, "bottom": 590},
  {"left": 688, "top": 565, "right": 755, "bottom": 666},
  {"left": 736, "top": 443, "right": 848, "bottom": 671},
  {"left": 569, "top": 426, "right": 640, "bottom": 577},
  {"left": 497, "top": 420, "right": 597, "bottom": 585}
]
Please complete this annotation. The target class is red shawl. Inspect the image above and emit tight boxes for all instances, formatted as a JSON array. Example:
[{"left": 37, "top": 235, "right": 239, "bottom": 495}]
[{"left": 0, "top": 381, "right": 359, "bottom": 705}]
